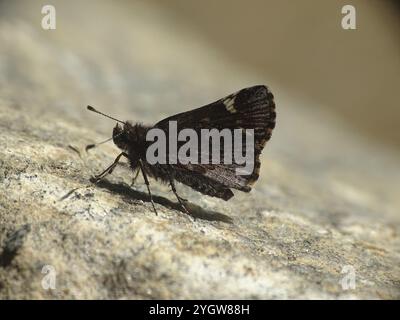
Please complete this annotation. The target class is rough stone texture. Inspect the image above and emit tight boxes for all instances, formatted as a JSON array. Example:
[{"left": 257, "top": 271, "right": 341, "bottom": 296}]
[{"left": 0, "top": 1, "right": 399, "bottom": 299}]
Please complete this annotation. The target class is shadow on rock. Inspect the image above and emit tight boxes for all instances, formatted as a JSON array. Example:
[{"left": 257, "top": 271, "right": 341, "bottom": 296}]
[{"left": 84, "top": 178, "right": 233, "bottom": 223}]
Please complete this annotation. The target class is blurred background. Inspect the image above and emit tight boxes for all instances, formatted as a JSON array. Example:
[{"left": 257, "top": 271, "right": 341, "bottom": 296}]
[
  {"left": 1, "top": 0, "right": 399, "bottom": 149},
  {"left": 155, "top": 0, "right": 400, "bottom": 149}
]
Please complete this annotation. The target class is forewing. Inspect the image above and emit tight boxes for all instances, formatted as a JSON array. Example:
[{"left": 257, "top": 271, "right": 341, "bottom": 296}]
[{"left": 154, "top": 85, "right": 276, "bottom": 194}]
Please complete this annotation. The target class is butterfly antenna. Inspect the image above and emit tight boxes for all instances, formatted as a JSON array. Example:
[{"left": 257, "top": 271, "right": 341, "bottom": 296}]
[
  {"left": 87, "top": 105, "right": 126, "bottom": 125},
  {"left": 86, "top": 137, "right": 113, "bottom": 151},
  {"left": 85, "top": 131, "right": 126, "bottom": 151}
]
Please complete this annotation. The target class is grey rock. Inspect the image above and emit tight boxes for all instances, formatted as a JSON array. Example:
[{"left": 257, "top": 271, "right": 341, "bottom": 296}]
[{"left": 0, "top": 0, "right": 399, "bottom": 299}]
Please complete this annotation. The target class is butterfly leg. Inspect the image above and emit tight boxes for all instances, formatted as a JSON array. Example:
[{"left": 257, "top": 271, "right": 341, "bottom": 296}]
[
  {"left": 94, "top": 152, "right": 128, "bottom": 182},
  {"left": 169, "top": 178, "right": 190, "bottom": 215},
  {"left": 138, "top": 160, "right": 158, "bottom": 216},
  {"left": 130, "top": 168, "right": 140, "bottom": 186}
]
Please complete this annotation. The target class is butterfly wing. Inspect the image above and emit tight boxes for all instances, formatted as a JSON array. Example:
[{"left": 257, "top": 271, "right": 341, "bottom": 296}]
[{"left": 154, "top": 85, "right": 276, "bottom": 200}]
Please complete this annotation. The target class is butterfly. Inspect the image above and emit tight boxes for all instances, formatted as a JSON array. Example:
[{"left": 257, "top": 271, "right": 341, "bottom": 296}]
[{"left": 87, "top": 85, "right": 276, "bottom": 215}]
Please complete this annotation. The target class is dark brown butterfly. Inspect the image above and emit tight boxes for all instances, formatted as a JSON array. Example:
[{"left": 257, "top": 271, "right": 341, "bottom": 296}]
[{"left": 87, "top": 85, "right": 276, "bottom": 215}]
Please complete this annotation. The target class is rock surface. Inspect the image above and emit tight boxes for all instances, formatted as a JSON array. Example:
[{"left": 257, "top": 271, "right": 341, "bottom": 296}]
[{"left": 0, "top": 1, "right": 399, "bottom": 299}]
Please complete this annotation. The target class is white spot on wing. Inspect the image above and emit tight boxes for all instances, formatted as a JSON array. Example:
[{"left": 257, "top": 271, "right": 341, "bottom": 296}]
[{"left": 223, "top": 95, "right": 237, "bottom": 113}]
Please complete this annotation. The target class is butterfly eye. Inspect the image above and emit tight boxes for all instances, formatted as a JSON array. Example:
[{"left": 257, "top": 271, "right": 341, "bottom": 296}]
[
  {"left": 113, "top": 123, "right": 123, "bottom": 136},
  {"left": 112, "top": 125, "right": 129, "bottom": 150}
]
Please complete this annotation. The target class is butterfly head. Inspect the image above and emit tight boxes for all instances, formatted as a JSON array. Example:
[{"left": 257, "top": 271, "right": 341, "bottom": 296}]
[{"left": 113, "top": 123, "right": 130, "bottom": 151}]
